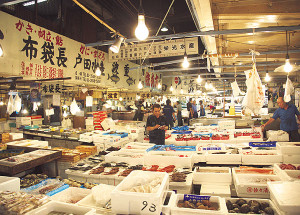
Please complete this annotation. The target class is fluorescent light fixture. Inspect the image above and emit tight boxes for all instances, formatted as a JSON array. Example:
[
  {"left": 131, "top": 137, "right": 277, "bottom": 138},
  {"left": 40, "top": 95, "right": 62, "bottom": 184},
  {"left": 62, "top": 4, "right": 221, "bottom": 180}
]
[
  {"left": 284, "top": 59, "right": 293, "bottom": 73},
  {"left": 109, "top": 37, "right": 124, "bottom": 53},
  {"left": 135, "top": 14, "right": 149, "bottom": 41},
  {"left": 182, "top": 52, "right": 189, "bottom": 68},
  {"left": 23, "top": 0, "right": 47, "bottom": 7},
  {"left": 95, "top": 67, "right": 101, "bottom": 76}
]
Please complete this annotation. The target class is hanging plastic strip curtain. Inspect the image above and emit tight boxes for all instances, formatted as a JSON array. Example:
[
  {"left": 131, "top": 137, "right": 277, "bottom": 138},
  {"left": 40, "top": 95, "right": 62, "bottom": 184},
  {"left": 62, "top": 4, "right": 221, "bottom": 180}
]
[{"left": 242, "top": 64, "right": 264, "bottom": 115}]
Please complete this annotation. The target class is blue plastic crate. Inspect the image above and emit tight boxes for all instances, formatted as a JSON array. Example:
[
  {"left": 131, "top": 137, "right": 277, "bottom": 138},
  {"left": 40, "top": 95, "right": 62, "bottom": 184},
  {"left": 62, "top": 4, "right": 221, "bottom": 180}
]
[
  {"left": 146, "top": 144, "right": 196, "bottom": 152},
  {"left": 103, "top": 132, "right": 128, "bottom": 138},
  {"left": 172, "top": 126, "right": 189, "bottom": 131},
  {"left": 249, "top": 141, "right": 276, "bottom": 147},
  {"left": 171, "top": 130, "right": 192, "bottom": 134},
  {"left": 46, "top": 184, "right": 69, "bottom": 196}
]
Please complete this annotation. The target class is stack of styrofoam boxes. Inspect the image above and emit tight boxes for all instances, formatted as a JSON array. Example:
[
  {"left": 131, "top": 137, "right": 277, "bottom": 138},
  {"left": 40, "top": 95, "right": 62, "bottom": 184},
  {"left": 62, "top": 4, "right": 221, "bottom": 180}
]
[
  {"left": 267, "top": 130, "right": 289, "bottom": 142},
  {"left": 0, "top": 176, "right": 20, "bottom": 192},
  {"left": 194, "top": 167, "right": 232, "bottom": 197},
  {"left": 127, "top": 127, "right": 145, "bottom": 142},
  {"left": 9, "top": 132, "right": 23, "bottom": 141},
  {"left": 277, "top": 142, "right": 300, "bottom": 164},
  {"left": 111, "top": 170, "right": 169, "bottom": 215},
  {"left": 268, "top": 181, "right": 300, "bottom": 215},
  {"left": 31, "top": 115, "right": 43, "bottom": 126},
  {"left": 79, "top": 132, "right": 94, "bottom": 143},
  {"left": 85, "top": 117, "right": 94, "bottom": 131},
  {"left": 93, "top": 111, "right": 107, "bottom": 131},
  {"left": 105, "top": 151, "right": 145, "bottom": 166},
  {"left": 16, "top": 117, "right": 31, "bottom": 128}
]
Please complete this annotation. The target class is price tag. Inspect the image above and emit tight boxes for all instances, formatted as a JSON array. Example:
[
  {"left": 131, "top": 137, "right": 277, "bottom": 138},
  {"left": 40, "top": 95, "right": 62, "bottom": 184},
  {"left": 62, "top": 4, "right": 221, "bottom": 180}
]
[{"left": 140, "top": 200, "right": 157, "bottom": 213}]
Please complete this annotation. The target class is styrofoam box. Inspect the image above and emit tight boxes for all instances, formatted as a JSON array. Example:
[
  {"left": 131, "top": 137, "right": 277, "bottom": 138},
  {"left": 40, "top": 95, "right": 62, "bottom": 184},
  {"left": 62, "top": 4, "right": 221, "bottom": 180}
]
[
  {"left": 277, "top": 142, "right": 300, "bottom": 155},
  {"left": 66, "top": 171, "right": 88, "bottom": 183},
  {"left": 9, "top": 132, "right": 23, "bottom": 140},
  {"left": 234, "top": 173, "right": 281, "bottom": 198},
  {"left": 200, "top": 184, "right": 231, "bottom": 197},
  {"left": 206, "top": 151, "right": 242, "bottom": 165},
  {"left": 267, "top": 130, "right": 289, "bottom": 142},
  {"left": 170, "top": 194, "right": 227, "bottom": 215},
  {"left": 169, "top": 172, "right": 193, "bottom": 194},
  {"left": 193, "top": 167, "right": 232, "bottom": 185},
  {"left": 196, "top": 143, "right": 226, "bottom": 153},
  {"left": 192, "top": 152, "right": 206, "bottom": 163},
  {"left": 162, "top": 191, "right": 176, "bottom": 215},
  {"left": 144, "top": 151, "right": 193, "bottom": 168},
  {"left": 274, "top": 163, "right": 300, "bottom": 181},
  {"left": 242, "top": 150, "right": 282, "bottom": 165},
  {"left": 111, "top": 170, "right": 169, "bottom": 215},
  {"left": 50, "top": 187, "right": 91, "bottom": 204},
  {"left": 27, "top": 201, "right": 96, "bottom": 215},
  {"left": 268, "top": 181, "right": 300, "bottom": 214},
  {"left": 218, "top": 120, "right": 235, "bottom": 130},
  {"left": 105, "top": 151, "right": 144, "bottom": 165},
  {"left": 77, "top": 193, "right": 109, "bottom": 214},
  {"left": 224, "top": 197, "right": 281, "bottom": 215},
  {"left": 283, "top": 154, "right": 300, "bottom": 163},
  {"left": 0, "top": 176, "right": 20, "bottom": 192},
  {"left": 21, "top": 117, "right": 31, "bottom": 125}
]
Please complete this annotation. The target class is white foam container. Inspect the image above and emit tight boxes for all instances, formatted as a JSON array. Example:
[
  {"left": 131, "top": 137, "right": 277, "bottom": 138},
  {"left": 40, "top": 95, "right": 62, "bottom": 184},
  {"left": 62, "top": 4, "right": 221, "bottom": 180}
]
[
  {"left": 283, "top": 154, "right": 300, "bottom": 163},
  {"left": 274, "top": 163, "right": 300, "bottom": 181},
  {"left": 144, "top": 151, "right": 193, "bottom": 168},
  {"left": 193, "top": 167, "right": 232, "bottom": 185},
  {"left": 224, "top": 197, "right": 281, "bottom": 215},
  {"left": 234, "top": 173, "right": 281, "bottom": 198},
  {"left": 0, "top": 176, "right": 20, "bottom": 192},
  {"left": 161, "top": 191, "right": 176, "bottom": 215},
  {"left": 206, "top": 151, "right": 241, "bottom": 165},
  {"left": 268, "top": 181, "right": 300, "bottom": 215},
  {"left": 242, "top": 150, "right": 282, "bottom": 165},
  {"left": 192, "top": 152, "right": 206, "bottom": 163},
  {"left": 27, "top": 201, "right": 95, "bottom": 215},
  {"left": 170, "top": 194, "right": 227, "bottom": 215},
  {"left": 200, "top": 184, "right": 231, "bottom": 197},
  {"left": 277, "top": 142, "right": 300, "bottom": 155},
  {"left": 104, "top": 151, "right": 144, "bottom": 165},
  {"left": 50, "top": 187, "right": 91, "bottom": 204},
  {"left": 111, "top": 170, "right": 169, "bottom": 215},
  {"left": 169, "top": 172, "right": 193, "bottom": 194}
]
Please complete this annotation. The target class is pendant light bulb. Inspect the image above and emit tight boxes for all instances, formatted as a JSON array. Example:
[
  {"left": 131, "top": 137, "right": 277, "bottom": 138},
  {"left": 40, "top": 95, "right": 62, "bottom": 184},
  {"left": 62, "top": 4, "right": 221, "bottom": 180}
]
[
  {"left": 197, "top": 75, "right": 202, "bottom": 83},
  {"left": 95, "top": 67, "right": 101, "bottom": 76},
  {"left": 284, "top": 58, "right": 293, "bottom": 73},
  {"left": 138, "top": 80, "right": 143, "bottom": 89},
  {"left": 0, "top": 101, "right": 3, "bottom": 106},
  {"left": 182, "top": 53, "right": 189, "bottom": 68},
  {"left": 157, "top": 83, "right": 161, "bottom": 89},
  {"left": 119, "top": 97, "right": 123, "bottom": 101},
  {"left": 180, "top": 89, "right": 183, "bottom": 94},
  {"left": 205, "top": 82, "right": 209, "bottom": 89},
  {"left": 109, "top": 37, "right": 124, "bottom": 53},
  {"left": 135, "top": 14, "right": 149, "bottom": 41},
  {"left": 209, "top": 83, "right": 213, "bottom": 90},
  {"left": 265, "top": 72, "right": 271, "bottom": 82},
  {"left": 22, "top": 109, "right": 28, "bottom": 114},
  {"left": 170, "top": 85, "right": 173, "bottom": 92}
]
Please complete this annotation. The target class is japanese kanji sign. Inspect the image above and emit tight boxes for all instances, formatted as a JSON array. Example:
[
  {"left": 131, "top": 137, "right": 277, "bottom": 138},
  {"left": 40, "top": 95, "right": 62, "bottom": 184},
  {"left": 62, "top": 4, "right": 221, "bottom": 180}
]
[
  {"left": 41, "top": 83, "right": 63, "bottom": 95},
  {"left": 0, "top": 11, "right": 144, "bottom": 90},
  {"left": 109, "top": 37, "right": 198, "bottom": 62}
]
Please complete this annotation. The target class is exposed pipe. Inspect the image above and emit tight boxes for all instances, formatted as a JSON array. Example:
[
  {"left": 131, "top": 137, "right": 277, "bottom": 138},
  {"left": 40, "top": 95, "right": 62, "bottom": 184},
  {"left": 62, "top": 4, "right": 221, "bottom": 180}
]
[
  {"left": 86, "top": 25, "right": 300, "bottom": 47},
  {"left": 154, "top": 61, "right": 300, "bottom": 73}
]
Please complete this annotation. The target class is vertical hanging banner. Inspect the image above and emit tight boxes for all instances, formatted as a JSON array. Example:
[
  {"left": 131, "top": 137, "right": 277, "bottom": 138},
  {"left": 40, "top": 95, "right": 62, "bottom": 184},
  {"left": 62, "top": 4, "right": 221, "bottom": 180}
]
[{"left": 0, "top": 11, "right": 141, "bottom": 90}]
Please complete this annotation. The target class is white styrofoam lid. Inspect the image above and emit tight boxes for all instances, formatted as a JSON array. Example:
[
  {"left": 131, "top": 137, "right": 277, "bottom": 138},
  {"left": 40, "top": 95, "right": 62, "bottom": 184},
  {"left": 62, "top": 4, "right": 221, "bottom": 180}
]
[
  {"left": 201, "top": 184, "right": 231, "bottom": 195},
  {"left": 268, "top": 181, "right": 300, "bottom": 206}
]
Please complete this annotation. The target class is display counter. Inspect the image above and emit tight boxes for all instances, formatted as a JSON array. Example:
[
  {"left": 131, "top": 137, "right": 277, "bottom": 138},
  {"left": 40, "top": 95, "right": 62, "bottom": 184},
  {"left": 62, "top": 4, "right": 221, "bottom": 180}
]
[{"left": 112, "top": 111, "right": 135, "bottom": 120}]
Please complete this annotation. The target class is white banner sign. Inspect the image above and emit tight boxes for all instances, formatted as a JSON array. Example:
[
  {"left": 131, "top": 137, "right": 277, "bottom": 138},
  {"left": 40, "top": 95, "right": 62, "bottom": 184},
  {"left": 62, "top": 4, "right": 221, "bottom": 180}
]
[{"left": 109, "top": 37, "right": 198, "bottom": 62}]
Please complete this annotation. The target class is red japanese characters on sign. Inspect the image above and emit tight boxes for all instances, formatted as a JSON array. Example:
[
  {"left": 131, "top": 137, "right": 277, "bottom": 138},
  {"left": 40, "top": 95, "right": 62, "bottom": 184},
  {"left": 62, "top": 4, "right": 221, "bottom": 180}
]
[
  {"left": 79, "top": 45, "right": 105, "bottom": 61},
  {"left": 20, "top": 61, "right": 64, "bottom": 79},
  {"left": 246, "top": 187, "right": 269, "bottom": 193},
  {"left": 145, "top": 71, "right": 150, "bottom": 87}
]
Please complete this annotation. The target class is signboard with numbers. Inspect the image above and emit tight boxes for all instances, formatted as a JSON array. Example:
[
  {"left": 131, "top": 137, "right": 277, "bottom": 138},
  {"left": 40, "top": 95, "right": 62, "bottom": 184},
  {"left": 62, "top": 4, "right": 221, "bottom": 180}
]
[
  {"left": 109, "top": 37, "right": 198, "bottom": 62},
  {"left": 0, "top": 11, "right": 156, "bottom": 90}
]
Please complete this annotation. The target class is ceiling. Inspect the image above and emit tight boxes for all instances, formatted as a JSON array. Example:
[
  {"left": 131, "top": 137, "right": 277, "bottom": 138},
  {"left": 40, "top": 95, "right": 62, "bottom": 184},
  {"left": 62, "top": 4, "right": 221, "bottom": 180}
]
[{"left": 0, "top": 0, "right": 300, "bottom": 93}]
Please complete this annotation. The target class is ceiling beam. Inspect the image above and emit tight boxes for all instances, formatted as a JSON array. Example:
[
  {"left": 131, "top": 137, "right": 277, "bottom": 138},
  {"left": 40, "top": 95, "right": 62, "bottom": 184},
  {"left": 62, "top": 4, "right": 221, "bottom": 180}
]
[
  {"left": 0, "top": 0, "right": 28, "bottom": 6},
  {"left": 86, "top": 25, "right": 300, "bottom": 47}
]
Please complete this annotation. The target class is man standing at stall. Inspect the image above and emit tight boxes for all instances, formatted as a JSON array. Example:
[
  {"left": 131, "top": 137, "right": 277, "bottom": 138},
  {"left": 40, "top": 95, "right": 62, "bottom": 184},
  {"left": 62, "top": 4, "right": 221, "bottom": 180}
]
[
  {"left": 187, "top": 98, "right": 193, "bottom": 125},
  {"left": 163, "top": 99, "right": 176, "bottom": 129},
  {"left": 261, "top": 97, "right": 300, "bottom": 142},
  {"left": 176, "top": 101, "right": 183, "bottom": 126},
  {"left": 146, "top": 104, "right": 167, "bottom": 145}
]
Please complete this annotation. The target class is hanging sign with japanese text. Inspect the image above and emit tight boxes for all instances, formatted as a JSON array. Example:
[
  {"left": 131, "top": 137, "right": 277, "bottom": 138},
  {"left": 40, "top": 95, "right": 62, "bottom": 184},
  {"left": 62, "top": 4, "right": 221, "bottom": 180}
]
[
  {"left": 0, "top": 11, "right": 151, "bottom": 90},
  {"left": 109, "top": 37, "right": 198, "bottom": 62},
  {"left": 41, "top": 82, "right": 63, "bottom": 95}
]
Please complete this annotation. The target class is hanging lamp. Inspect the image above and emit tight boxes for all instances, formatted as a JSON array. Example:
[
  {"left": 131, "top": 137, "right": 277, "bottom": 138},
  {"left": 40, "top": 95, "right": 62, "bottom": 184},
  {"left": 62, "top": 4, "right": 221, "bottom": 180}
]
[{"left": 135, "top": 0, "right": 149, "bottom": 41}]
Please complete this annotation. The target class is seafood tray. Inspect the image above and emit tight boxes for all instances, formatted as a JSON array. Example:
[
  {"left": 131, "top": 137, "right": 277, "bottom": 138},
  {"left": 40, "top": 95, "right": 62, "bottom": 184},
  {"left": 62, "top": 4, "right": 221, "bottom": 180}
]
[
  {"left": 241, "top": 149, "right": 282, "bottom": 165},
  {"left": 233, "top": 172, "right": 281, "bottom": 198},
  {"left": 50, "top": 187, "right": 91, "bottom": 204},
  {"left": 144, "top": 151, "right": 193, "bottom": 168},
  {"left": 268, "top": 181, "right": 300, "bottom": 214},
  {"left": 171, "top": 194, "right": 227, "bottom": 215},
  {"left": 193, "top": 167, "right": 232, "bottom": 185},
  {"left": 277, "top": 142, "right": 300, "bottom": 155},
  {"left": 146, "top": 144, "right": 196, "bottom": 152},
  {"left": 27, "top": 201, "right": 95, "bottom": 215},
  {"left": 274, "top": 163, "right": 300, "bottom": 181},
  {"left": 104, "top": 151, "right": 144, "bottom": 165},
  {"left": 200, "top": 184, "right": 231, "bottom": 197},
  {"left": 169, "top": 171, "right": 193, "bottom": 194},
  {"left": 205, "top": 150, "right": 242, "bottom": 165},
  {"left": 0, "top": 149, "right": 24, "bottom": 159},
  {"left": 111, "top": 170, "right": 169, "bottom": 215},
  {"left": 225, "top": 197, "right": 280, "bottom": 214}
]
